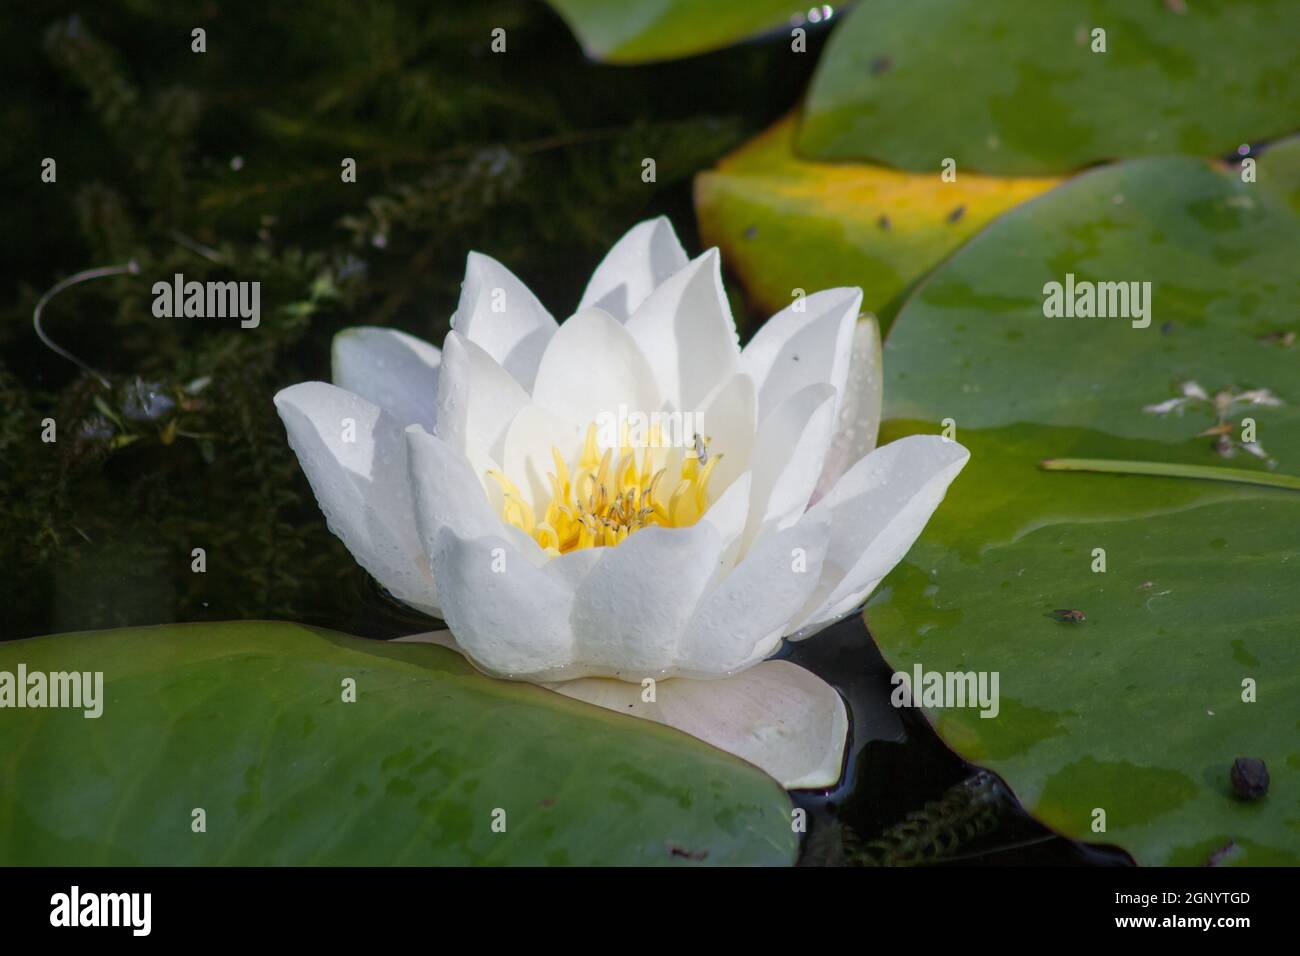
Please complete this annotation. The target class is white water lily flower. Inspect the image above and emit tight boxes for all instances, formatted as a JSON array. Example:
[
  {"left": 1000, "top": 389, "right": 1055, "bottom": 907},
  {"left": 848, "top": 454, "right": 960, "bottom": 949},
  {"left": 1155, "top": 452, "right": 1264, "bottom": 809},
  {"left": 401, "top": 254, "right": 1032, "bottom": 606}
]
[{"left": 274, "top": 218, "right": 969, "bottom": 789}]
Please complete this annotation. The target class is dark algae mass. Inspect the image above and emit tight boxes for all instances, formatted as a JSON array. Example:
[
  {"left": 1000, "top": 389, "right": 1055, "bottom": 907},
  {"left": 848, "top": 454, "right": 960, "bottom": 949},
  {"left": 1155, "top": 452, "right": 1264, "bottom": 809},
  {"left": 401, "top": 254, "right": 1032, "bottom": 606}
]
[{"left": 0, "top": 0, "right": 786, "bottom": 638}]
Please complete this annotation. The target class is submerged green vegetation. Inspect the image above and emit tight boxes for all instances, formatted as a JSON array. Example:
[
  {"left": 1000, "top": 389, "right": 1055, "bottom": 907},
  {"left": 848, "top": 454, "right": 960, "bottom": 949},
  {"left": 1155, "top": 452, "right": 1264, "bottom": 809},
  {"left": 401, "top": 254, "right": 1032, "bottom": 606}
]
[{"left": 0, "top": 0, "right": 816, "bottom": 638}]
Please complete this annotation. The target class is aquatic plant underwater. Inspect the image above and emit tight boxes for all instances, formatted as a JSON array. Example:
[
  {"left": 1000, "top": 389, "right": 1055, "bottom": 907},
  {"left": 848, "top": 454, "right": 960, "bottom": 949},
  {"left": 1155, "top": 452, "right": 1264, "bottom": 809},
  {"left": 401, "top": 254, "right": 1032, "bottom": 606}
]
[{"left": 0, "top": 1, "right": 1297, "bottom": 868}]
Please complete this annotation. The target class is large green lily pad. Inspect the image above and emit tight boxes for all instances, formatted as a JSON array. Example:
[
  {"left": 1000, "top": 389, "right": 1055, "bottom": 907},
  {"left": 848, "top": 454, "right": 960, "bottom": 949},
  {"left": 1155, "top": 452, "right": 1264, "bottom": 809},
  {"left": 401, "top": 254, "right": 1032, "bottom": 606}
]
[
  {"left": 868, "top": 152, "right": 1300, "bottom": 865},
  {"left": 1257, "top": 136, "right": 1300, "bottom": 214},
  {"left": 695, "top": 114, "right": 1060, "bottom": 328},
  {"left": 545, "top": 0, "right": 809, "bottom": 64},
  {"left": 0, "top": 622, "right": 797, "bottom": 865},
  {"left": 799, "top": 0, "right": 1300, "bottom": 174}
]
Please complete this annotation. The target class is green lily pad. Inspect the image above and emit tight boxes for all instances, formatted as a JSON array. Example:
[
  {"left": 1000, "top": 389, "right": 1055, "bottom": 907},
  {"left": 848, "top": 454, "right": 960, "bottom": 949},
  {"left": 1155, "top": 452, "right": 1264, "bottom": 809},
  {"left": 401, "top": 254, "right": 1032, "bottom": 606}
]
[
  {"left": 0, "top": 622, "right": 796, "bottom": 865},
  {"left": 545, "top": 0, "right": 809, "bottom": 63},
  {"left": 869, "top": 153, "right": 1300, "bottom": 865},
  {"left": 1257, "top": 136, "right": 1300, "bottom": 215},
  {"left": 799, "top": 0, "right": 1300, "bottom": 174},
  {"left": 695, "top": 114, "right": 1060, "bottom": 328}
]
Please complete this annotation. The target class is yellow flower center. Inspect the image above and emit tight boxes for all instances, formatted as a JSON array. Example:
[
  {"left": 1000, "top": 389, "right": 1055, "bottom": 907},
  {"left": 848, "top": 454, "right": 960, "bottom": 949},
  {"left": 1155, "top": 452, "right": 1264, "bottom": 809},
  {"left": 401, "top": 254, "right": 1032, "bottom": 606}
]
[{"left": 488, "top": 423, "right": 720, "bottom": 557}]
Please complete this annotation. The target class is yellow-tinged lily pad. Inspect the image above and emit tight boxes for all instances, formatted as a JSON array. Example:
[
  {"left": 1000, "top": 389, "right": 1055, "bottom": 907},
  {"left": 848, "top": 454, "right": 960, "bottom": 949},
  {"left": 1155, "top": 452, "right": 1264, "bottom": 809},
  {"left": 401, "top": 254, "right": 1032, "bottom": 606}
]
[{"left": 694, "top": 114, "right": 1060, "bottom": 329}]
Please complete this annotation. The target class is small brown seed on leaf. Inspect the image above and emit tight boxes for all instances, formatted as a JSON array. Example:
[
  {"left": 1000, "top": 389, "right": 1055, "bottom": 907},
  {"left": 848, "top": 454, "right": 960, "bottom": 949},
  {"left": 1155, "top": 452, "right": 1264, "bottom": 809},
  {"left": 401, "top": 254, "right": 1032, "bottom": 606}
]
[{"left": 1050, "top": 608, "right": 1086, "bottom": 623}]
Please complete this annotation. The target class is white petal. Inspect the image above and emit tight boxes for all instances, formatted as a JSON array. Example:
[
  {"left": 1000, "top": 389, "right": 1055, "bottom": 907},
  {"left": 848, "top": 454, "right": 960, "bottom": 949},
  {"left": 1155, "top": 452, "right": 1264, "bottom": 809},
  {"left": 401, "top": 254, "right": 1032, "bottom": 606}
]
[
  {"left": 434, "top": 331, "right": 530, "bottom": 467},
  {"left": 453, "top": 252, "right": 557, "bottom": 390},
  {"left": 578, "top": 217, "right": 689, "bottom": 321},
  {"left": 530, "top": 307, "right": 662, "bottom": 430},
  {"left": 793, "top": 435, "right": 971, "bottom": 637},
  {"left": 700, "top": 471, "right": 752, "bottom": 569},
  {"left": 678, "top": 517, "right": 830, "bottom": 674},
  {"left": 740, "top": 288, "right": 861, "bottom": 424},
  {"left": 542, "top": 547, "right": 607, "bottom": 591},
  {"left": 813, "top": 315, "right": 883, "bottom": 503},
  {"left": 331, "top": 327, "right": 442, "bottom": 431},
  {"left": 274, "top": 382, "right": 439, "bottom": 615},
  {"left": 501, "top": 404, "right": 583, "bottom": 511},
  {"left": 742, "top": 383, "right": 838, "bottom": 550},
  {"left": 624, "top": 250, "right": 741, "bottom": 413},
  {"left": 548, "top": 662, "right": 848, "bottom": 789},
  {"left": 696, "top": 371, "right": 756, "bottom": 495},
  {"left": 405, "top": 425, "right": 505, "bottom": 543},
  {"left": 570, "top": 523, "right": 722, "bottom": 678},
  {"left": 425, "top": 527, "right": 577, "bottom": 679}
]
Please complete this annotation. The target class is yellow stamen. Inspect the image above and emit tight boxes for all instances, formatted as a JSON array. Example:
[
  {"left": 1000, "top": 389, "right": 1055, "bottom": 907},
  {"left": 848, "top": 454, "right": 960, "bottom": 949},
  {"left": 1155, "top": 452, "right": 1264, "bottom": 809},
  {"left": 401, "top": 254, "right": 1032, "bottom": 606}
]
[{"left": 490, "top": 422, "right": 719, "bottom": 556}]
